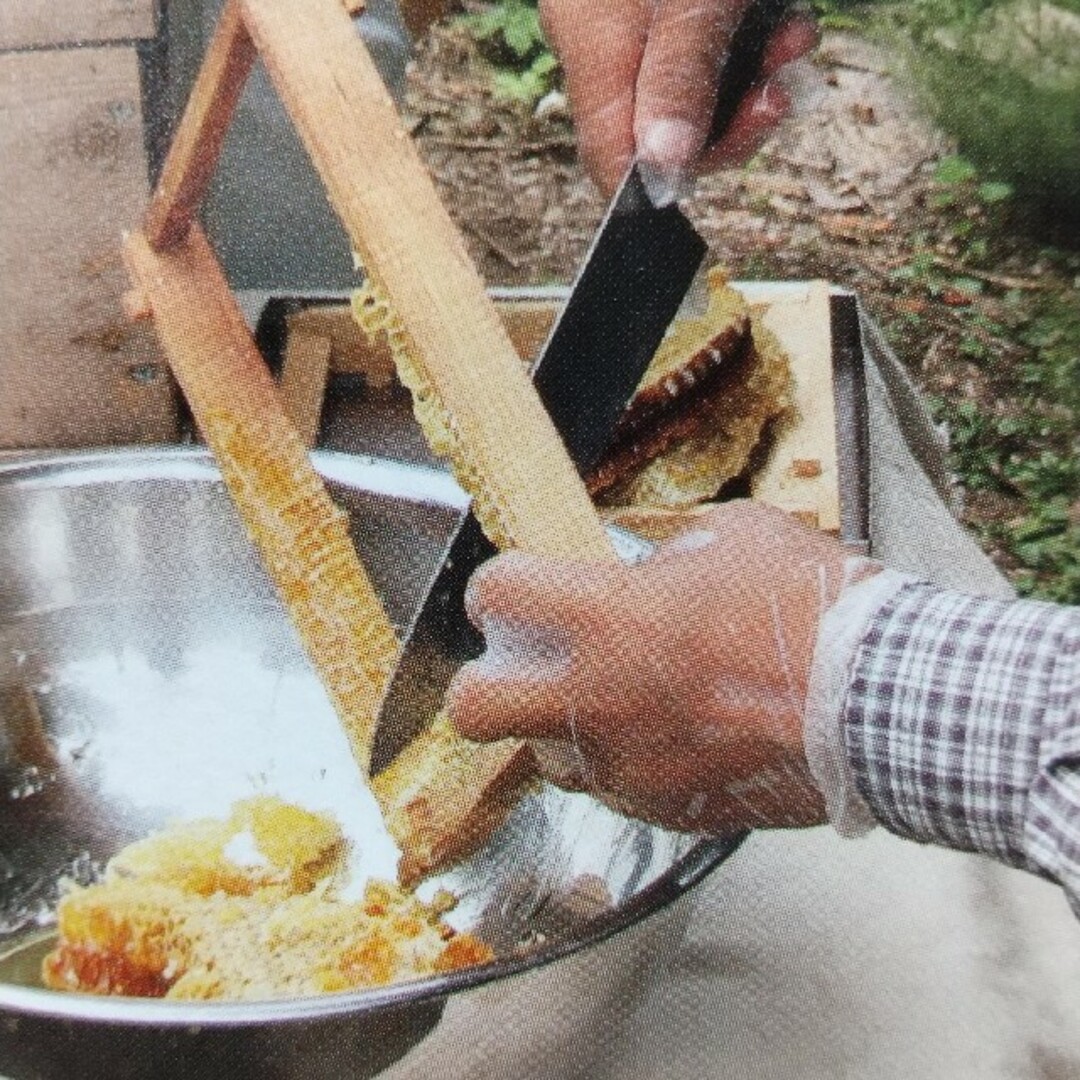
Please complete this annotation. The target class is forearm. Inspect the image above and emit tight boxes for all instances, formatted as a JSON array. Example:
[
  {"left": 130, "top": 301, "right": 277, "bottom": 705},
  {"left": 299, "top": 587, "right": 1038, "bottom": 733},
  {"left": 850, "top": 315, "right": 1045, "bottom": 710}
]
[{"left": 812, "top": 574, "right": 1080, "bottom": 911}]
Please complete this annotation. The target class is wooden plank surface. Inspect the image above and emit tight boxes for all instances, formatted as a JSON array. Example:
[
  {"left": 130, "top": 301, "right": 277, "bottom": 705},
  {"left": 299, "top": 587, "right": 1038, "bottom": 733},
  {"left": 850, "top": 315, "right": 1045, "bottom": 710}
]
[
  {"left": 124, "top": 224, "right": 399, "bottom": 776},
  {"left": 749, "top": 282, "right": 841, "bottom": 532},
  {"left": 0, "top": 47, "right": 177, "bottom": 449},
  {"left": 286, "top": 300, "right": 557, "bottom": 382},
  {"left": 288, "top": 304, "right": 398, "bottom": 385},
  {"left": 241, "top": 0, "right": 613, "bottom": 563},
  {"left": 0, "top": 0, "right": 155, "bottom": 51},
  {"left": 280, "top": 328, "right": 332, "bottom": 446}
]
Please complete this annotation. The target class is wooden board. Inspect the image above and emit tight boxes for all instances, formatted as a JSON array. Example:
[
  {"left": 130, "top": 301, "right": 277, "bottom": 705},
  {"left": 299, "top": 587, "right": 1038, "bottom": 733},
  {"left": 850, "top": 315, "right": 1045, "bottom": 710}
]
[
  {"left": 747, "top": 282, "right": 841, "bottom": 532},
  {"left": 144, "top": 0, "right": 257, "bottom": 249},
  {"left": 124, "top": 223, "right": 399, "bottom": 776},
  {"left": 288, "top": 304, "right": 398, "bottom": 385},
  {"left": 275, "top": 300, "right": 558, "bottom": 452},
  {"left": 0, "top": 0, "right": 155, "bottom": 51},
  {"left": 280, "top": 328, "right": 333, "bottom": 447},
  {"left": 0, "top": 47, "right": 177, "bottom": 449},
  {"left": 282, "top": 299, "right": 556, "bottom": 379}
]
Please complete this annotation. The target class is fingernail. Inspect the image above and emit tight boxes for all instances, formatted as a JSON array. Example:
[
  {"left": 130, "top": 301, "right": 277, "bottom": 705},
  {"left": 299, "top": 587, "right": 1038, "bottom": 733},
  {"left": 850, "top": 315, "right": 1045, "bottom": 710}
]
[{"left": 637, "top": 118, "right": 700, "bottom": 207}]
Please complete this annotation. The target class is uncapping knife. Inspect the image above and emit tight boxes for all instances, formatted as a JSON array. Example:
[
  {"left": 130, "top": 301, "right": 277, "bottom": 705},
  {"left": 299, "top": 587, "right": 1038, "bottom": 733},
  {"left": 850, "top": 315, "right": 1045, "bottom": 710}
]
[{"left": 371, "top": 0, "right": 794, "bottom": 772}]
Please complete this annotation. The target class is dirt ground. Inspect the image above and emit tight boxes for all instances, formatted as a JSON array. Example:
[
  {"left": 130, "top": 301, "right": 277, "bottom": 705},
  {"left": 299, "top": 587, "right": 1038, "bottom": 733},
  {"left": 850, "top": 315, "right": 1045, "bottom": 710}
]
[
  {"left": 403, "top": 22, "right": 1078, "bottom": 590},
  {"left": 406, "top": 26, "right": 949, "bottom": 289}
]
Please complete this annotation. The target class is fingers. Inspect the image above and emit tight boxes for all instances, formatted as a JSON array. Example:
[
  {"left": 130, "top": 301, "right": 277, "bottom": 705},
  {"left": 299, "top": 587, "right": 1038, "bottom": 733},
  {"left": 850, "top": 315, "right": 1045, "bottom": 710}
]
[
  {"left": 540, "top": 0, "right": 650, "bottom": 198},
  {"left": 697, "top": 12, "right": 819, "bottom": 171},
  {"left": 448, "top": 661, "right": 570, "bottom": 741},
  {"left": 761, "top": 10, "right": 821, "bottom": 73},
  {"left": 636, "top": 5, "right": 819, "bottom": 190},
  {"left": 695, "top": 78, "right": 791, "bottom": 173},
  {"left": 530, "top": 738, "right": 593, "bottom": 791},
  {"left": 464, "top": 551, "right": 618, "bottom": 634},
  {"left": 452, "top": 553, "right": 631, "bottom": 743},
  {"left": 635, "top": 0, "right": 753, "bottom": 194},
  {"left": 542, "top": 0, "right": 818, "bottom": 197}
]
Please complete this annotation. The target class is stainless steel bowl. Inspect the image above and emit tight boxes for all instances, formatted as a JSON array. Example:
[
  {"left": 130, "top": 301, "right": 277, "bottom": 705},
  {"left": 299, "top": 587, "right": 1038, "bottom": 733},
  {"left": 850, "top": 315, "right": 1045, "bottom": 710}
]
[{"left": 0, "top": 448, "right": 739, "bottom": 1080}]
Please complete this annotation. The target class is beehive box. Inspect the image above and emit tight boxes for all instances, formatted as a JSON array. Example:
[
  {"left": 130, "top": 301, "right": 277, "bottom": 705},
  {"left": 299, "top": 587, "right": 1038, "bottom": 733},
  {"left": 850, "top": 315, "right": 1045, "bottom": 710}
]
[
  {"left": 251, "top": 280, "right": 870, "bottom": 550},
  {"left": 0, "top": 0, "right": 178, "bottom": 449}
]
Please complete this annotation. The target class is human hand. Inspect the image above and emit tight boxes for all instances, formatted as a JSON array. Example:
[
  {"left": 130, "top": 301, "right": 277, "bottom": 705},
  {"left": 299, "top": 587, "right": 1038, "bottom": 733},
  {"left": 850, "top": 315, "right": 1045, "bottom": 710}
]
[
  {"left": 448, "top": 501, "right": 849, "bottom": 834},
  {"left": 539, "top": 0, "right": 819, "bottom": 199}
]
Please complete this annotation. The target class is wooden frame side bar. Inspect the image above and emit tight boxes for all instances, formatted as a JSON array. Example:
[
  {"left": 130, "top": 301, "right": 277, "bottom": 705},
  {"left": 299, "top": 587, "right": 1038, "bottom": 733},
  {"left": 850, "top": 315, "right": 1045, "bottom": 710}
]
[
  {"left": 124, "top": 225, "right": 400, "bottom": 774},
  {"left": 143, "top": 0, "right": 257, "bottom": 250}
]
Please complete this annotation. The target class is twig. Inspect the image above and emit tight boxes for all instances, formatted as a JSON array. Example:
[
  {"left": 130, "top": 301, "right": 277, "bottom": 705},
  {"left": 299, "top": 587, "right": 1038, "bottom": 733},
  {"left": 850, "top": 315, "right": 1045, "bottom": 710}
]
[
  {"left": 921, "top": 333, "right": 947, "bottom": 373},
  {"left": 424, "top": 135, "right": 577, "bottom": 154},
  {"left": 463, "top": 222, "right": 527, "bottom": 269},
  {"left": 932, "top": 256, "right": 1046, "bottom": 292}
]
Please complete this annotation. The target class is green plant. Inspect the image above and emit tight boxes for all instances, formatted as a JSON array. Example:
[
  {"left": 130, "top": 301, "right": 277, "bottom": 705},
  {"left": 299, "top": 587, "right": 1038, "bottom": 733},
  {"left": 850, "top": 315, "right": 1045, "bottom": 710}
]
[
  {"left": 811, "top": 0, "right": 864, "bottom": 29},
  {"left": 459, "top": 0, "right": 560, "bottom": 105},
  {"left": 934, "top": 155, "right": 978, "bottom": 186},
  {"left": 810, "top": 0, "right": 897, "bottom": 29},
  {"left": 1019, "top": 295, "right": 1080, "bottom": 414},
  {"left": 930, "top": 288, "right": 1080, "bottom": 602},
  {"left": 891, "top": 0, "right": 1080, "bottom": 238},
  {"left": 492, "top": 51, "right": 559, "bottom": 104},
  {"left": 1003, "top": 498, "right": 1080, "bottom": 604}
]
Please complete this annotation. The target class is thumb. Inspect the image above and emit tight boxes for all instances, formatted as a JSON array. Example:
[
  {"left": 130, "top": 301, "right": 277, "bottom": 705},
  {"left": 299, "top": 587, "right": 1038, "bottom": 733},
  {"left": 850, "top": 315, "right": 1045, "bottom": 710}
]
[{"left": 635, "top": 0, "right": 752, "bottom": 202}]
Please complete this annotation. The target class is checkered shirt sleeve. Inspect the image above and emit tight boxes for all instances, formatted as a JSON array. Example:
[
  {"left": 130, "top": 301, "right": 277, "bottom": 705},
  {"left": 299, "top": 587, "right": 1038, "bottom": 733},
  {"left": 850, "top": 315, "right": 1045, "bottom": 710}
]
[{"left": 843, "top": 582, "right": 1080, "bottom": 911}]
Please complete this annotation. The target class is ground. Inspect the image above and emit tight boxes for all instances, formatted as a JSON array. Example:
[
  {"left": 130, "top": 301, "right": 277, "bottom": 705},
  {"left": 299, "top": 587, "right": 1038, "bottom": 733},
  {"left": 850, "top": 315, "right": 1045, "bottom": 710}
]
[{"left": 403, "top": 18, "right": 1080, "bottom": 601}]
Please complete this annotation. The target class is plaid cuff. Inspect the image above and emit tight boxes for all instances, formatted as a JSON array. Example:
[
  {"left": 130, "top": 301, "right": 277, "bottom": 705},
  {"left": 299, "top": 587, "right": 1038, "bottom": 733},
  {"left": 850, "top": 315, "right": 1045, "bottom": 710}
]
[{"left": 844, "top": 583, "right": 1080, "bottom": 899}]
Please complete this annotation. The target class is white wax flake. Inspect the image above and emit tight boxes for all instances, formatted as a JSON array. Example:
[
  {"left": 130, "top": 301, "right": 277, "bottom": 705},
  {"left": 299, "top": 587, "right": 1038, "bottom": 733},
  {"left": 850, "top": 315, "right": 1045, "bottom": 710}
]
[{"left": 223, "top": 830, "right": 270, "bottom": 869}]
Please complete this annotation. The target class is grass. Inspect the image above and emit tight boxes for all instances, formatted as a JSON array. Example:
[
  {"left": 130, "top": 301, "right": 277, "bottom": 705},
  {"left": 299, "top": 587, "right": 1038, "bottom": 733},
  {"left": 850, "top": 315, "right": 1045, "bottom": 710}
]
[
  {"left": 876, "top": 0, "right": 1080, "bottom": 241},
  {"left": 456, "top": 0, "right": 559, "bottom": 105},
  {"left": 874, "top": 149, "right": 1079, "bottom": 602},
  {"left": 928, "top": 287, "right": 1079, "bottom": 603}
]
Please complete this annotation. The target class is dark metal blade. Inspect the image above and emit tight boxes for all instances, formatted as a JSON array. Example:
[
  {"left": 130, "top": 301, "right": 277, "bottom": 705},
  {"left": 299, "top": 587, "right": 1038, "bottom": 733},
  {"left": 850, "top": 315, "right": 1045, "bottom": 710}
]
[
  {"left": 370, "top": 512, "right": 492, "bottom": 774},
  {"left": 530, "top": 167, "right": 708, "bottom": 475},
  {"left": 371, "top": 173, "right": 706, "bottom": 774}
]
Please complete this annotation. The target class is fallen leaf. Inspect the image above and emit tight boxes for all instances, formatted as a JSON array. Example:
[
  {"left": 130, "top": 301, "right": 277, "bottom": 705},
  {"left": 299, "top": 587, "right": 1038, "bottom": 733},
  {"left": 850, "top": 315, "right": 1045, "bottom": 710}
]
[
  {"left": 805, "top": 179, "right": 867, "bottom": 213},
  {"left": 852, "top": 102, "right": 877, "bottom": 125},
  {"left": 743, "top": 173, "right": 808, "bottom": 201},
  {"left": 941, "top": 288, "right": 974, "bottom": 307},
  {"left": 896, "top": 296, "right": 928, "bottom": 315},
  {"left": 819, "top": 213, "right": 892, "bottom": 241}
]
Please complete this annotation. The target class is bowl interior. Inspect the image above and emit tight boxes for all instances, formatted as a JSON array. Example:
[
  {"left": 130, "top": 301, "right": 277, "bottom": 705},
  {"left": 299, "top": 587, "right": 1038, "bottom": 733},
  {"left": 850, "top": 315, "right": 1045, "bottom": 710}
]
[{"left": 0, "top": 449, "right": 725, "bottom": 1019}]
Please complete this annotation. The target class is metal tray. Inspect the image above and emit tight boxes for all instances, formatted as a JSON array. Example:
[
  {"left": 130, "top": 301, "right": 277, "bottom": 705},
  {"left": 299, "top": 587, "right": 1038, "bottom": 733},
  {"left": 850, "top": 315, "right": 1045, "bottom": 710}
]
[{"left": 249, "top": 284, "right": 871, "bottom": 550}]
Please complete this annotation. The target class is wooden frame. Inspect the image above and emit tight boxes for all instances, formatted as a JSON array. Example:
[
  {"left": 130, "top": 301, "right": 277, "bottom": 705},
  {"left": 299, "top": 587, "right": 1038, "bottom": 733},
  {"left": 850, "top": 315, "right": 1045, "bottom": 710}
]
[
  {"left": 125, "top": 0, "right": 610, "bottom": 559},
  {"left": 124, "top": 0, "right": 616, "bottom": 879}
]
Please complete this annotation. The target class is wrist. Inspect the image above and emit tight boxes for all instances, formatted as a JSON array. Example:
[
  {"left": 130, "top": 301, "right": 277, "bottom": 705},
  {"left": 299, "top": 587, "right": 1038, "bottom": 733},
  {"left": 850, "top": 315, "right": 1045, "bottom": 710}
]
[{"left": 803, "top": 560, "right": 917, "bottom": 837}]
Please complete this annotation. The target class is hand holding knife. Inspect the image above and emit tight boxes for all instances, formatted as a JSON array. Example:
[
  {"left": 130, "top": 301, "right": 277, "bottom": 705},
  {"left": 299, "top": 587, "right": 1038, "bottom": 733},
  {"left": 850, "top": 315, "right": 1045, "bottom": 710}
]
[{"left": 371, "top": 0, "right": 796, "bottom": 774}]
